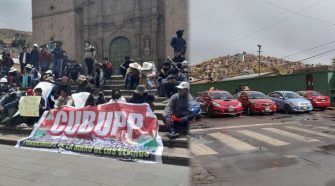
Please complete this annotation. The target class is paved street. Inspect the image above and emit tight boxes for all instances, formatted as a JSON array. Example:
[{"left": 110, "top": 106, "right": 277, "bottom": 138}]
[
  {"left": 0, "top": 144, "right": 188, "bottom": 186},
  {"left": 190, "top": 110, "right": 335, "bottom": 186}
]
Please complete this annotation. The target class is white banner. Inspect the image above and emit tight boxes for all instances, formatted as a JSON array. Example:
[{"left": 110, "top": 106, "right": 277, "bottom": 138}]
[{"left": 71, "top": 92, "right": 90, "bottom": 108}]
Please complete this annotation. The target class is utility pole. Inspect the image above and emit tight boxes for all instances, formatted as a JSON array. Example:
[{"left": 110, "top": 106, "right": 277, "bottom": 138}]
[{"left": 257, "top": 44, "right": 262, "bottom": 76}]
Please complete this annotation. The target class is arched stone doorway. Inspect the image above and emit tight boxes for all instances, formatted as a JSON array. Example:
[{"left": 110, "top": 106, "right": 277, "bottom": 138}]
[{"left": 109, "top": 37, "right": 131, "bottom": 72}]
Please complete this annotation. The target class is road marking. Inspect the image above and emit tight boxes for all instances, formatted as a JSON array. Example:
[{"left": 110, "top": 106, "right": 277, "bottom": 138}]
[
  {"left": 190, "top": 142, "right": 218, "bottom": 156},
  {"left": 190, "top": 122, "right": 299, "bottom": 133},
  {"left": 315, "top": 126, "right": 335, "bottom": 132},
  {"left": 208, "top": 132, "right": 257, "bottom": 151},
  {"left": 238, "top": 130, "right": 289, "bottom": 146},
  {"left": 285, "top": 126, "right": 335, "bottom": 139},
  {"left": 262, "top": 128, "right": 319, "bottom": 142}
]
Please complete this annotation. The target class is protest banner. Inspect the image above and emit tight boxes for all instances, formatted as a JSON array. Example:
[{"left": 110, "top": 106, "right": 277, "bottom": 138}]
[
  {"left": 17, "top": 102, "right": 163, "bottom": 163},
  {"left": 18, "top": 96, "right": 41, "bottom": 117},
  {"left": 71, "top": 92, "right": 90, "bottom": 108},
  {"left": 34, "top": 81, "right": 55, "bottom": 98}
]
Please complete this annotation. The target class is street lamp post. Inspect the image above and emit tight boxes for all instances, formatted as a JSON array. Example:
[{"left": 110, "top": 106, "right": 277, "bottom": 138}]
[{"left": 257, "top": 44, "right": 262, "bottom": 76}]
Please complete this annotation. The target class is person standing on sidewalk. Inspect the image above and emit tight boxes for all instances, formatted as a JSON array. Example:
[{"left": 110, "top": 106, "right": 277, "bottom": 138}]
[
  {"left": 84, "top": 41, "right": 96, "bottom": 76},
  {"left": 19, "top": 46, "right": 31, "bottom": 74},
  {"left": 30, "top": 44, "right": 40, "bottom": 70},
  {"left": 163, "top": 81, "right": 193, "bottom": 139}
]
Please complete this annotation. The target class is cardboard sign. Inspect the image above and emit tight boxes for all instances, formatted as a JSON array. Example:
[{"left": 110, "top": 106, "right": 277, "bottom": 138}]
[{"left": 19, "top": 96, "right": 41, "bottom": 117}]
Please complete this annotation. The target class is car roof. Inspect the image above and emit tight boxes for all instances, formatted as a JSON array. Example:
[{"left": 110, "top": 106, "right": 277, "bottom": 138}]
[
  {"left": 274, "top": 91, "right": 295, "bottom": 94},
  {"left": 242, "top": 91, "right": 262, "bottom": 93}
]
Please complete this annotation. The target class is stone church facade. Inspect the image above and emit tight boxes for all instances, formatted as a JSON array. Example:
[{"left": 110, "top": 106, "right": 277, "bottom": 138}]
[{"left": 32, "top": 0, "right": 188, "bottom": 69}]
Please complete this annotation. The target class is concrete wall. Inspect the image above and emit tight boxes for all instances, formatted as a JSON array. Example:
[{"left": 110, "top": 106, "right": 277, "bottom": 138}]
[
  {"left": 32, "top": 0, "right": 78, "bottom": 61},
  {"left": 164, "top": 0, "right": 189, "bottom": 61},
  {"left": 191, "top": 71, "right": 335, "bottom": 105}
]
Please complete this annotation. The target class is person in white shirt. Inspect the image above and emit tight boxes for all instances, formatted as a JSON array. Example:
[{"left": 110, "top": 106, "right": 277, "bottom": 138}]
[{"left": 109, "top": 89, "right": 126, "bottom": 103}]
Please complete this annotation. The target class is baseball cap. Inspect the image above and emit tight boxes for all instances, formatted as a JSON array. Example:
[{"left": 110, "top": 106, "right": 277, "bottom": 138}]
[{"left": 176, "top": 82, "right": 190, "bottom": 90}]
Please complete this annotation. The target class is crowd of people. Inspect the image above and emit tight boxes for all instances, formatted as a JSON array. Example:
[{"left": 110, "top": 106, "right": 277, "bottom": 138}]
[{"left": 0, "top": 29, "right": 191, "bottom": 139}]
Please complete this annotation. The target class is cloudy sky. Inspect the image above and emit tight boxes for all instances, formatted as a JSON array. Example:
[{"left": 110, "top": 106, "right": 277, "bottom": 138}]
[
  {"left": 0, "top": 0, "right": 31, "bottom": 31},
  {"left": 190, "top": 0, "right": 335, "bottom": 65}
]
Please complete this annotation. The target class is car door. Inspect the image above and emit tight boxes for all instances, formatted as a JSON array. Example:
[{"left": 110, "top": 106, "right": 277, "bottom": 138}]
[
  {"left": 276, "top": 92, "right": 286, "bottom": 110},
  {"left": 268, "top": 92, "right": 277, "bottom": 102}
]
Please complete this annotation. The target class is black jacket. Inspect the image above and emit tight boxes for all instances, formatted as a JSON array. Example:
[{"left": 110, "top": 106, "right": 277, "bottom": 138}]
[
  {"left": 85, "top": 93, "right": 106, "bottom": 106},
  {"left": 129, "top": 92, "right": 155, "bottom": 111},
  {"left": 19, "top": 52, "right": 31, "bottom": 65}
]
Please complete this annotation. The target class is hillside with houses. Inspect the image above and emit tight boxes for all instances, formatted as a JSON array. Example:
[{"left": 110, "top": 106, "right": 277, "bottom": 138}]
[{"left": 189, "top": 53, "right": 322, "bottom": 82}]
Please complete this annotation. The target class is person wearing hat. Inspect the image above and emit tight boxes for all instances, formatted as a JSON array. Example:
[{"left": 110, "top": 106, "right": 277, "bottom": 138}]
[
  {"left": 161, "top": 67, "right": 188, "bottom": 98},
  {"left": 19, "top": 46, "right": 31, "bottom": 74},
  {"left": 30, "top": 44, "right": 40, "bottom": 70},
  {"left": 170, "top": 29, "right": 187, "bottom": 63},
  {"left": 76, "top": 75, "right": 93, "bottom": 93},
  {"left": 65, "top": 60, "right": 83, "bottom": 81},
  {"left": 163, "top": 81, "right": 193, "bottom": 139},
  {"left": 157, "top": 60, "right": 174, "bottom": 97},
  {"left": 139, "top": 61, "right": 157, "bottom": 89},
  {"left": 0, "top": 77, "right": 9, "bottom": 97},
  {"left": 125, "top": 62, "right": 141, "bottom": 89},
  {"left": 7, "top": 67, "right": 19, "bottom": 85},
  {"left": 0, "top": 88, "right": 20, "bottom": 126},
  {"left": 129, "top": 85, "right": 155, "bottom": 111},
  {"left": 119, "top": 56, "right": 134, "bottom": 77}
]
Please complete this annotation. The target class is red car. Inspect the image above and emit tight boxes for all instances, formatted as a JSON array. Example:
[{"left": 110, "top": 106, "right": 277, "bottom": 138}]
[
  {"left": 235, "top": 91, "right": 277, "bottom": 115},
  {"left": 297, "top": 91, "right": 331, "bottom": 110},
  {"left": 200, "top": 90, "right": 243, "bottom": 117}
]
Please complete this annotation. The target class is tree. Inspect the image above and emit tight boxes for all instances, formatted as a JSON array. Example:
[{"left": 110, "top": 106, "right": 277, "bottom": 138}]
[{"left": 332, "top": 58, "right": 335, "bottom": 67}]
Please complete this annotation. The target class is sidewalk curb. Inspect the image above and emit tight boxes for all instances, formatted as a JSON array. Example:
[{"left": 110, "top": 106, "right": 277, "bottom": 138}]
[{"left": 0, "top": 130, "right": 189, "bottom": 166}]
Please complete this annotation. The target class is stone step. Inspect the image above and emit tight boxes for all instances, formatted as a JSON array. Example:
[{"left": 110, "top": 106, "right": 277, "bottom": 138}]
[
  {"left": 103, "top": 84, "right": 125, "bottom": 90},
  {"left": 106, "top": 79, "right": 124, "bottom": 84},
  {"left": 160, "top": 132, "right": 189, "bottom": 148},
  {"left": 110, "top": 75, "right": 124, "bottom": 80},
  {"left": 103, "top": 89, "right": 157, "bottom": 96},
  {"left": 0, "top": 130, "right": 189, "bottom": 166},
  {"left": 105, "top": 96, "right": 167, "bottom": 103}
]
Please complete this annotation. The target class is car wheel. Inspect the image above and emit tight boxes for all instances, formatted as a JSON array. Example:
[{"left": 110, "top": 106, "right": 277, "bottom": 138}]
[
  {"left": 284, "top": 104, "right": 291, "bottom": 114},
  {"left": 320, "top": 107, "right": 326, "bottom": 111},
  {"left": 208, "top": 106, "right": 214, "bottom": 118},
  {"left": 235, "top": 113, "right": 241, "bottom": 117},
  {"left": 246, "top": 107, "right": 252, "bottom": 115}
]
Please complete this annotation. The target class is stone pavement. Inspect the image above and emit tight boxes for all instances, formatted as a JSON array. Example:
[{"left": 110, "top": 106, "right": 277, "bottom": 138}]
[{"left": 0, "top": 145, "right": 189, "bottom": 186}]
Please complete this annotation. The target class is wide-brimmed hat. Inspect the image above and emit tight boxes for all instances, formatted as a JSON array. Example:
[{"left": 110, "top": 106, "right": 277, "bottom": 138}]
[
  {"left": 45, "top": 70, "right": 53, "bottom": 74},
  {"left": 9, "top": 67, "right": 17, "bottom": 73},
  {"left": 134, "top": 85, "right": 148, "bottom": 94},
  {"left": 78, "top": 75, "right": 87, "bottom": 81},
  {"left": 129, "top": 63, "right": 142, "bottom": 70},
  {"left": 25, "top": 64, "right": 32, "bottom": 69},
  {"left": 176, "top": 30, "right": 184, "bottom": 34},
  {"left": 141, "top": 62, "right": 154, "bottom": 71},
  {"left": 176, "top": 81, "right": 190, "bottom": 90},
  {"left": 0, "top": 77, "right": 7, "bottom": 83}
]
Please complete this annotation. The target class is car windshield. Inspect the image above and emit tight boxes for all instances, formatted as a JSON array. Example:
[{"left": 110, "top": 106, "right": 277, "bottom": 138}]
[
  {"left": 310, "top": 91, "right": 321, "bottom": 96},
  {"left": 283, "top": 92, "right": 301, "bottom": 99},
  {"left": 248, "top": 92, "right": 267, "bottom": 99},
  {"left": 210, "top": 92, "right": 233, "bottom": 100}
]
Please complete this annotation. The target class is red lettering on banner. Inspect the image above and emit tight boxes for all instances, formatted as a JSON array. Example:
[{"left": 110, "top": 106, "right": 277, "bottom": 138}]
[
  {"left": 47, "top": 103, "right": 152, "bottom": 140},
  {"left": 50, "top": 111, "right": 67, "bottom": 135}
]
